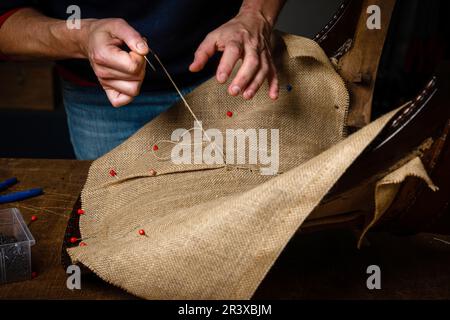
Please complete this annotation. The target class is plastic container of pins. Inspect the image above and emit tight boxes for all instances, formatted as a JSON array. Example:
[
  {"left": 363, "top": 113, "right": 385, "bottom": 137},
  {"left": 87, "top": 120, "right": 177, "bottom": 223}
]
[{"left": 0, "top": 208, "right": 35, "bottom": 284}]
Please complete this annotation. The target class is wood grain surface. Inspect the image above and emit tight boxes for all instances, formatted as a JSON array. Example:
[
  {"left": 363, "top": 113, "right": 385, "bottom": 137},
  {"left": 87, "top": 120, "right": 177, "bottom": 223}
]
[
  {"left": 0, "top": 158, "right": 133, "bottom": 299},
  {"left": 0, "top": 158, "right": 449, "bottom": 299}
]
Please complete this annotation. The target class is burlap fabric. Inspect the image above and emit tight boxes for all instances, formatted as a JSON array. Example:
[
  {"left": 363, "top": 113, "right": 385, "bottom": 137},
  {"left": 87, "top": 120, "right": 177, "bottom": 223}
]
[
  {"left": 68, "top": 32, "right": 432, "bottom": 299},
  {"left": 357, "top": 157, "right": 437, "bottom": 247}
]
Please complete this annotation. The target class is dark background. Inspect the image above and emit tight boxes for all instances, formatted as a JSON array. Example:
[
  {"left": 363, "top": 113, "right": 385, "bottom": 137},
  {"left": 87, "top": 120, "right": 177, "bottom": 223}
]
[
  {"left": 1, "top": 0, "right": 449, "bottom": 159},
  {"left": 0, "top": 0, "right": 342, "bottom": 159},
  {"left": 1, "top": 1, "right": 449, "bottom": 300},
  {"left": 278, "top": 0, "right": 342, "bottom": 37}
]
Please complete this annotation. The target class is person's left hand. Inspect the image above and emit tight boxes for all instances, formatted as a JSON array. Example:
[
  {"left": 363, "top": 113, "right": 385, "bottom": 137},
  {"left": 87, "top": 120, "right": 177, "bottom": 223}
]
[{"left": 189, "top": 10, "right": 279, "bottom": 101}]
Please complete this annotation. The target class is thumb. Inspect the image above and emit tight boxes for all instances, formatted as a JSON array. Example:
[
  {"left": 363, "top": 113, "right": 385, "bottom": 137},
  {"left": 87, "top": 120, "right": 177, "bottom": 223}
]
[
  {"left": 104, "top": 88, "right": 134, "bottom": 108},
  {"left": 110, "top": 19, "right": 149, "bottom": 55}
]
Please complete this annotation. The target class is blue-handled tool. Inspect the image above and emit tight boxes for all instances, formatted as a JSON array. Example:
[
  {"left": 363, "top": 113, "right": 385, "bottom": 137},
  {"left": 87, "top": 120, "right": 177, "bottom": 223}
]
[
  {"left": 0, "top": 177, "right": 18, "bottom": 191},
  {"left": 0, "top": 177, "right": 43, "bottom": 204}
]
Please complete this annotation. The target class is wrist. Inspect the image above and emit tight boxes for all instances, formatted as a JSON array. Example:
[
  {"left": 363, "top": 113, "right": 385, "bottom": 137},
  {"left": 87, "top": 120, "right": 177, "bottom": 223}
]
[
  {"left": 71, "top": 19, "right": 96, "bottom": 58},
  {"left": 48, "top": 18, "right": 96, "bottom": 59},
  {"left": 238, "top": 7, "right": 274, "bottom": 30},
  {"left": 239, "top": 0, "right": 285, "bottom": 29}
]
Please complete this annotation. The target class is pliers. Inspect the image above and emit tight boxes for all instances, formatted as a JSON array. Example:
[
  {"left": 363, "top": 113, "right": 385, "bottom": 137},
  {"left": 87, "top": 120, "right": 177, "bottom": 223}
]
[{"left": 0, "top": 177, "right": 43, "bottom": 204}]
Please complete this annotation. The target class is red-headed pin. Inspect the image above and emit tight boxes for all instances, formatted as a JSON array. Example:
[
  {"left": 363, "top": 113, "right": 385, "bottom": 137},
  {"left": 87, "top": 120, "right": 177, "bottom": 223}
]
[
  {"left": 69, "top": 237, "right": 78, "bottom": 244},
  {"left": 77, "top": 209, "right": 85, "bottom": 215},
  {"left": 226, "top": 111, "right": 233, "bottom": 118},
  {"left": 30, "top": 215, "right": 38, "bottom": 222},
  {"left": 138, "top": 229, "right": 146, "bottom": 236},
  {"left": 149, "top": 169, "right": 157, "bottom": 176},
  {"left": 79, "top": 242, "right": 87, "bottom": 247},
  {"left": 152, "top": 145, "right": 159, "bottom": 151},
  {"left": 109, "top": 169, "right": 117, "bottom": 177}
]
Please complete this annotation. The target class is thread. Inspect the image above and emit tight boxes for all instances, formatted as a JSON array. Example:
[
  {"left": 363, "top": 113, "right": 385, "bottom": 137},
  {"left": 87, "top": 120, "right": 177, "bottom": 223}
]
[
  {"left": 151, "top": 127, "right": 211, "bottom": 161},
  {"left": 144, "top": 53, "right": 225, "bottom": 162}
]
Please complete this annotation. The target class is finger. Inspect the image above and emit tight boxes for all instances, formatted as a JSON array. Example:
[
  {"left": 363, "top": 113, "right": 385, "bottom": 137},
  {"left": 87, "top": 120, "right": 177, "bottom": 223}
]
[
  {"left": 189, "top": 34, "right": 217, "bottom": 72},
  {"left": 94, "top": 46, "right": 145, "bottom": 75},
  {"left": 101, "top": 79, "right": 143, "bottom": 98},
  {"left": 216, "top": 41, "right": 242, "bottom": 83},
  {"left": 94, "top": 64, "right": 144, "bottom": 81},
  {"left": 104, "top": 88, "right": 134, "bottom": 108},
  {"left": 267, "top": 59, "right": 279, "bottom": 100},
  {"left": 110, "top": 18, "right": 149, "bottom": 55},
  {"left": 242, "top": 58, "right": 269, "bottom": 100},
  {"left": 92, "top": 45, "right": 146, "bottom": 75},
  {"left": 228, "top": 44, "right": 260, "bottom": 96}
]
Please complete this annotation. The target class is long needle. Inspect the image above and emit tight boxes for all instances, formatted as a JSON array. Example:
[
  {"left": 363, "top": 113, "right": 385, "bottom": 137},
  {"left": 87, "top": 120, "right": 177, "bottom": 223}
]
[{"left": 144, "top": 53, "right": 225, "bottom": 162}]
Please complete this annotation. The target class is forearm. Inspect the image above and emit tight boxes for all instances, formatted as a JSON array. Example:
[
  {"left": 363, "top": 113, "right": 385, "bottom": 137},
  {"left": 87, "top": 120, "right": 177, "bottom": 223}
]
[
  {"left": 239, "top": 0, "right": 286, "bottom": 28},
  {"left": 0, "top": 8, "right": 89, "bottom": 60}
]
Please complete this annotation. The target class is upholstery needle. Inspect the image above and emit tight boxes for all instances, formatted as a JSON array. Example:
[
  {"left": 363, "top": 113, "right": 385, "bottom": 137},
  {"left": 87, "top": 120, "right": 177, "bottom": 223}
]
[
  {"left": 144, "top": 51, "right": 225, "bottom": 162},
  {"left": 434, "top": 237, "right": 450, "bottom": 246}
]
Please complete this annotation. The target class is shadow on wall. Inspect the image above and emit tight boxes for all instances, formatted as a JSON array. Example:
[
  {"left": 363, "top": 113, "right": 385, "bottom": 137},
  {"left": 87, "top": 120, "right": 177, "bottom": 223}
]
[{"left": 276, "top": 0, "right": 343, "bottom": 37}]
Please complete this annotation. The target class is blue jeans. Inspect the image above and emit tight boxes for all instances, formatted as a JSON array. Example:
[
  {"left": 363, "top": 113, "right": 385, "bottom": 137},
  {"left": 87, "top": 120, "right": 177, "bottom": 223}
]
[{"left": 62, "top": 81, "right": 196, "bottom": 160}]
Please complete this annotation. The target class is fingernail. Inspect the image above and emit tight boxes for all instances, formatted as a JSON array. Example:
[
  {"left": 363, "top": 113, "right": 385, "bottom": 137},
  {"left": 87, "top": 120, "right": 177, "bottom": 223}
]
[
  {"left": 244, "top": 90, "right": 254, "bottom": 100},
  {"left": 137, "top": 41, "right": 148, "bottom": 51},
  {"left": 218, "top": 72, "right": 227, "bottom": 83},
  {"left": 230, "top": 85, "right": 241, "bottom": 95}
]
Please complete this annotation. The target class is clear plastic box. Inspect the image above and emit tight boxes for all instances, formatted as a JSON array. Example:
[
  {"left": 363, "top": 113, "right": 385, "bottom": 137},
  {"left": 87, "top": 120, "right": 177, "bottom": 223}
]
[{"left": 0, "top": 208, "right": 35, "bottom": 284}]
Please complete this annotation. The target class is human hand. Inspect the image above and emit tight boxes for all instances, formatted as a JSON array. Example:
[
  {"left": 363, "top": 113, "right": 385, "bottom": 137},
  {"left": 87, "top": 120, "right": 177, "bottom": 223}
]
[
  {"left": 189, "top": 10, "right": 278, "bottom": 100},
  {"left": 80, "top": 18, "right": 149, "bottom": 107}
]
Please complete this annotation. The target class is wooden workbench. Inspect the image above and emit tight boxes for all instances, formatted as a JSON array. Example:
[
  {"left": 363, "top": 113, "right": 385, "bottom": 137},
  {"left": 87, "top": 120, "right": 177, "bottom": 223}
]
[
  {"left": 0, "top": 158, "right": 133, "bottom": 299},
  {"left": 0, "top": 158, "right": 449, "bottom": 299}
]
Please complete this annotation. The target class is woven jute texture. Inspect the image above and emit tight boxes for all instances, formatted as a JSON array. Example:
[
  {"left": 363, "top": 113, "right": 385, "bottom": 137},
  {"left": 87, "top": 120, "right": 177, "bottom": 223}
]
[
  {"left": 69, "top": 32, "right": 405, "bottom": 299},
  {"left": 358, "top": 157, "right": 437, "bottom": 247}
]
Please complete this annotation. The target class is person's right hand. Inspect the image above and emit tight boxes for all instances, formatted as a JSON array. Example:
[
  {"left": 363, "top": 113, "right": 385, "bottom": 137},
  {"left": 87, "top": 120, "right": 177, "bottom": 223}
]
[{"left": 80, "top": 18, "right": 149, "bottom": 107}]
